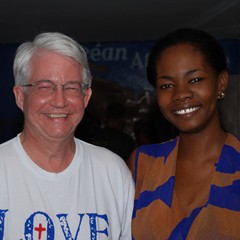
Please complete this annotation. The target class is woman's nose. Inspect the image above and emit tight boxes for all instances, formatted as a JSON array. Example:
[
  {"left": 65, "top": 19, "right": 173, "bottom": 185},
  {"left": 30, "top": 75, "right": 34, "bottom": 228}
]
[{"left": 173, "top": 85, "right": 193, "bottom": 102}]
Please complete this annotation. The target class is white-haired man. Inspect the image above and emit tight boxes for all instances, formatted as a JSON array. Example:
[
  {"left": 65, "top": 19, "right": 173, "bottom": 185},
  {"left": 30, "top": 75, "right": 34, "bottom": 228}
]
[{"left": 0, "top": 32, "right": 134, "bottom": 239}]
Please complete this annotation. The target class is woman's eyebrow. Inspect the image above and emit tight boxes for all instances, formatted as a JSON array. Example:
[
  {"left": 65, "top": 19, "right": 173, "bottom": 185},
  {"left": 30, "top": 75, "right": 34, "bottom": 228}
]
[
  {"left": 156, "top": 75, "right": 173, "bottom": 80},
  {"left": 184, "top": 69, "right": 205, "bottom": 76}
]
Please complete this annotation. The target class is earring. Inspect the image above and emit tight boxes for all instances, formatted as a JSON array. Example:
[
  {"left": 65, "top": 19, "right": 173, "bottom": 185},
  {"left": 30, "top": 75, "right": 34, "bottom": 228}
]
[{"left": 217, "top": 92, "right": 225, "bottom": 100}]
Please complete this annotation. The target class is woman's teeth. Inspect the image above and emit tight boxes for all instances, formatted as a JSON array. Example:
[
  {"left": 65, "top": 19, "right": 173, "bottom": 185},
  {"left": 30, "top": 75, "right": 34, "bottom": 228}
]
[{"left": 176, "top": 107, "right": 199, "bottom": 115}]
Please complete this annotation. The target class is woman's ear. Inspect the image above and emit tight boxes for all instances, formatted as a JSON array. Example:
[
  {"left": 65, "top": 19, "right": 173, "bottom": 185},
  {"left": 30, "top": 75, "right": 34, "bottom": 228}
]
[
  {"left": 13, "top": 86, "right": 25, "bottom": 111},
  {"left": 218, "top": 70, "right": 229, "bottom": 93}
]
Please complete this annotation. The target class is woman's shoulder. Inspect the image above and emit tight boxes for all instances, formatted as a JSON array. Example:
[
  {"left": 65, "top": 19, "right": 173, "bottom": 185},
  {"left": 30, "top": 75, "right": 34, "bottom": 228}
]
[
  {"left": 225, "top": 133, "right": 240, "bottom": 152},
  {"left": 128, "top": 138, "right": 178, "bottom": 180},
  {"left": 136, "top": 137, "right": 178, "bottom": 158}
]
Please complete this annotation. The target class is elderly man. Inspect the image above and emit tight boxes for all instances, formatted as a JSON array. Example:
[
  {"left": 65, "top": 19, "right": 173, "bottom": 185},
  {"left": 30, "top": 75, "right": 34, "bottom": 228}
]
[{"left": 0, "top": 32, "right": 134, "bottom": 239}]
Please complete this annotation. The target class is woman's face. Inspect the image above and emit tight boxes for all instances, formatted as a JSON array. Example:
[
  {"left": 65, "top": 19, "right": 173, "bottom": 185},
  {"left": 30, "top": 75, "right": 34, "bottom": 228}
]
[{"left": 155, "top": 43, "right": 228, "bottom": 134}]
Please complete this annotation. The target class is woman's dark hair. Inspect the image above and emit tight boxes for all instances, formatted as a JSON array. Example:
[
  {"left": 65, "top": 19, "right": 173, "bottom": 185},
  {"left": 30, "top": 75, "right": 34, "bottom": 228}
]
[{"left": 147, "top": 28, "right": 228, "bottom": 86}]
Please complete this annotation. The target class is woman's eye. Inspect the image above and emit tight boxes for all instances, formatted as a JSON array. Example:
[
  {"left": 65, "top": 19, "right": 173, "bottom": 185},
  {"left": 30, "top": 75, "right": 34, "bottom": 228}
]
[
  {"left": 190, "top": 77, "right": 203, "bottom": 83},
  {"left": 159, "top": 84, "right": 173, "bottom": 89}
]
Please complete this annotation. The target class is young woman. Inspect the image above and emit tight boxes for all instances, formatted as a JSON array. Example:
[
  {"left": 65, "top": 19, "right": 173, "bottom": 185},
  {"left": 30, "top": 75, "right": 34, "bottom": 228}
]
[{"left": 128, "top": 28, "right": 240, "bottom": 239}]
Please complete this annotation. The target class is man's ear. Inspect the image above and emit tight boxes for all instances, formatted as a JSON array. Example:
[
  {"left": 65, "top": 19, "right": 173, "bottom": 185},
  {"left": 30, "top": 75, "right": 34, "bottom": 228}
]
[
  {"left": 218, "top": 70, "right": 229, "bottom": 93},
  {"left": 13, "top": 86, "right": 25, "bottom": 111},
  {"left": 84, "top": 87, "right": 92, "bottom": 108}
]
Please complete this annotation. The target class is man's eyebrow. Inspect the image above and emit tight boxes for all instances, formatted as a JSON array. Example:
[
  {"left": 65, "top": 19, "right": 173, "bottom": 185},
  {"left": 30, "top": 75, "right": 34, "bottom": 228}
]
[{"left": 65, "top": 80, "right": 82, "bottom": 84}]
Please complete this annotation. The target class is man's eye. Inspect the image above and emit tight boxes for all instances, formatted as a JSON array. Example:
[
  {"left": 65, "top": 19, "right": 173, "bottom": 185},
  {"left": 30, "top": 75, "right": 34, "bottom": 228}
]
[
  {"left": 64, "top": 84, "right": 81, "bottom": 92},
  {"left": 65, "top": 87, "right": 79, "bottom": 92},
  {"left": 37, "top": 84, "right": 52, "bottom": 90}
]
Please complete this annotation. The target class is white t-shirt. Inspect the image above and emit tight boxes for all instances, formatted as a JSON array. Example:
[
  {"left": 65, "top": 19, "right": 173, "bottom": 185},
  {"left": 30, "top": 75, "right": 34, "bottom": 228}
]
[{"left": 0, "top": 134, "right": 134, "bottom": 240}]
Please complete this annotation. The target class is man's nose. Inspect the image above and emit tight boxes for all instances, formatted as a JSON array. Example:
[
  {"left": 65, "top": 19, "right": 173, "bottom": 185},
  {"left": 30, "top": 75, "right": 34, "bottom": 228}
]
[{"left": 50, "top": 86, "right": 68, "bottom": 107}]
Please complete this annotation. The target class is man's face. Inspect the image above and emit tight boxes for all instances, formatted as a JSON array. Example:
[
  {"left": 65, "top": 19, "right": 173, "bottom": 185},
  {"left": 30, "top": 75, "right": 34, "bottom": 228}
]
[{"left": 14, "top": 50, "right": 92, "bottom": 142}]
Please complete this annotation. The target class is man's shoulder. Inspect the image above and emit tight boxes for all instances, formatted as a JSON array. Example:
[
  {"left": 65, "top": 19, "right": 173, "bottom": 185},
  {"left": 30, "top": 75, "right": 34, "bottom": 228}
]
[
  {"left": 75, "top": 138, "right": 134, "bottom": 184},
  {"left": 0, "top": 137, "right": 16, "bottom": 151},
  {"left": 0, "top": 137, "right": 18, "bottom": 169},
  {"left": 75, "top": 138, "right": 126, "bottom": 165}
]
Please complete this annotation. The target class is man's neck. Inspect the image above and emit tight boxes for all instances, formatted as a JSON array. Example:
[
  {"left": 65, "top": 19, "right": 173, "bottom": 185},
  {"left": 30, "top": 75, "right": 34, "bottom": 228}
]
[{"left": 20, "top": 132, "right": 76, "bottom": 173}]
